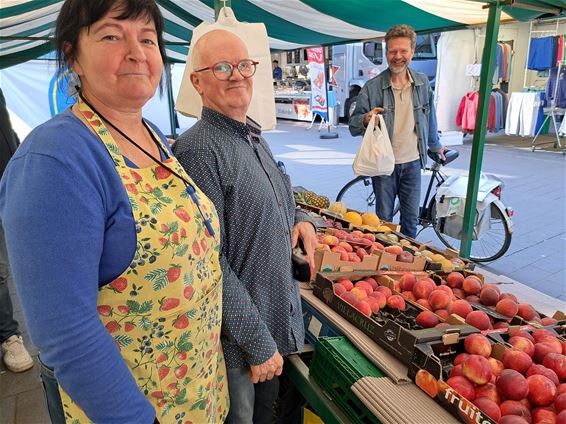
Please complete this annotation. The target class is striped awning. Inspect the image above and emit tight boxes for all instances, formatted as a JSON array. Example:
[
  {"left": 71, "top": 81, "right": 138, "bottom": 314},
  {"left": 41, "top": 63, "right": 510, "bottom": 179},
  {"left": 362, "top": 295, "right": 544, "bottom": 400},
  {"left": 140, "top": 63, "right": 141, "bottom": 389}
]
[{"left": 1, "top": 0, "right": 564, "bottom": 69}]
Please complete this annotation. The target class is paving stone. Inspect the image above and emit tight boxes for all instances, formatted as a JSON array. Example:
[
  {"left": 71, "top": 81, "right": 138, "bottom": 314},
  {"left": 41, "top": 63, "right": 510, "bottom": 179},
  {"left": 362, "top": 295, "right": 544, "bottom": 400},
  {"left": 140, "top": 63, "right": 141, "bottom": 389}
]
[
  {"left": 14, "top": 387, "right": 50, "bottom": 424},
  {"left": 0, "top": 396, "right": 16, "bottom": 424},
  {"left": 0, "top": 357, "right": 42, "bottom": 398}
]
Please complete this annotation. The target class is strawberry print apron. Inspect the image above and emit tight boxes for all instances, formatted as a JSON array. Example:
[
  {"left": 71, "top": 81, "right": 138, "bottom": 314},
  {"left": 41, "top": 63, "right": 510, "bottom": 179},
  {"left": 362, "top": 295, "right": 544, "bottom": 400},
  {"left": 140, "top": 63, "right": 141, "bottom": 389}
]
[{"left": 59, "top": 99, "right": 228, "bottom": 423}]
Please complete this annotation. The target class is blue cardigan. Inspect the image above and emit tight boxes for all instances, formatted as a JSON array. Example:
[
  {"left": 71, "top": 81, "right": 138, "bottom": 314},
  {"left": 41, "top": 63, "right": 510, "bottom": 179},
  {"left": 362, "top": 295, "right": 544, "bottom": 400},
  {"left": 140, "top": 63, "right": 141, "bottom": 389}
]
[{"left": 0, "top": 108, "right": 169, "bottom": 423}]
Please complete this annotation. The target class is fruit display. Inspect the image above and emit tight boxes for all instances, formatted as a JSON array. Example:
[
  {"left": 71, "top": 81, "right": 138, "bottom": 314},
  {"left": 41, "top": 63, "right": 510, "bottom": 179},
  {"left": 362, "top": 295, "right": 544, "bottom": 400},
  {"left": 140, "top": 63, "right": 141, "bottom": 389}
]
[
  {"left": 410, "top": 329, "right": 566, "bottom": 424},
  {"left": 312, "top": 271, "right": 478, "bottom": 364},
  {"left": 294, "top": 190, "right": 330, "bottom": 209}
]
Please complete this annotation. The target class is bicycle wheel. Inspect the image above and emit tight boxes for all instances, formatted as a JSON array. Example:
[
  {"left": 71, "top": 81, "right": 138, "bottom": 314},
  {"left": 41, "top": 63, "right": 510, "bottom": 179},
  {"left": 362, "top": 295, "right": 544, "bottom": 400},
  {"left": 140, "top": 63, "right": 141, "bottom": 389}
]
[
  {"left": 430, "top": 199, "right": 512, "bottom": 262},
  {"left": 336, "top": 176, "right": 376, "bottom": 213}
]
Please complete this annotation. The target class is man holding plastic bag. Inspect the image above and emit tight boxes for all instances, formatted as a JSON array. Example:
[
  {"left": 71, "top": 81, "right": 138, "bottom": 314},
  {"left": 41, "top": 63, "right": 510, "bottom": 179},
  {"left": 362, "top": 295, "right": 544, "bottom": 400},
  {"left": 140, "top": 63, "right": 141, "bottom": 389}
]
[{"left": 349, "top": 25, "right": 446, "bottom": 238}]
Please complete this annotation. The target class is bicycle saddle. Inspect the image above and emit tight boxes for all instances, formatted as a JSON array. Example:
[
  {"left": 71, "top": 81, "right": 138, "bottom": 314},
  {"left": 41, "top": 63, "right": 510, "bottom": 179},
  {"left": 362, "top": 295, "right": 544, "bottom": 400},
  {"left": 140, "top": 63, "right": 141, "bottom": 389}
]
[{"left": 427, "top": 149, "right": 459, "bottom": 166}]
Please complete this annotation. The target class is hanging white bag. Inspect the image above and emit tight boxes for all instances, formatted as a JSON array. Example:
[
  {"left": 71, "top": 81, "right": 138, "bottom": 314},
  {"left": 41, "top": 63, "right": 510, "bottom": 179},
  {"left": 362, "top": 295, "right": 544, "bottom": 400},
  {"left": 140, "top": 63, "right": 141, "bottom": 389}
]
[{"left": 352, "top": 114, "right": 395, "bottom": 177}]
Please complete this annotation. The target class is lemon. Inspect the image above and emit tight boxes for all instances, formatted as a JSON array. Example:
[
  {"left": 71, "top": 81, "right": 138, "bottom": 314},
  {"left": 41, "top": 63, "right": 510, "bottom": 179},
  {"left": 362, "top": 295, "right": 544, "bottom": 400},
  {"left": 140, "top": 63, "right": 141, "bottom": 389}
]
[
  {"left": 375, "top": 225, "right": 392, "bottom": 233},
  {"left": 329, "top": 201, "right": 347, "bottom": 215}
]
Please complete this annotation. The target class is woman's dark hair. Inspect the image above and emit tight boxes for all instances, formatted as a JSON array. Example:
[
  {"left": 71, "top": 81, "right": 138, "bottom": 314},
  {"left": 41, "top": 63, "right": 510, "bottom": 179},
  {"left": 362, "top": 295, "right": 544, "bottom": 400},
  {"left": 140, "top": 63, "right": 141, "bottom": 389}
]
[{"left": 55, "top": 0, "right": 168, "bottom": 94}]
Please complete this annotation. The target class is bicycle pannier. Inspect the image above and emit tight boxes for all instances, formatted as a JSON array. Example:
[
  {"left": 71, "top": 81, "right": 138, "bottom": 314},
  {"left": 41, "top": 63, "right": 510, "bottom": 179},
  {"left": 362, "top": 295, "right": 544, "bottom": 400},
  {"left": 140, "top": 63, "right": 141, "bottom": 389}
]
[{"left": 352, "top": 114, "right": 395, "bottom": 177}]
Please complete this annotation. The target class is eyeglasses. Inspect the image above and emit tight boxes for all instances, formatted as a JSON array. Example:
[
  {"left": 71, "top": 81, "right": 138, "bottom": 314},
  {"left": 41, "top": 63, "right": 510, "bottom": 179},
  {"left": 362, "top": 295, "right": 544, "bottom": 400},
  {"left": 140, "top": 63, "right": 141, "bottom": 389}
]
[{"left": 195, "top": 59, "right": 259, "bottom": 81}]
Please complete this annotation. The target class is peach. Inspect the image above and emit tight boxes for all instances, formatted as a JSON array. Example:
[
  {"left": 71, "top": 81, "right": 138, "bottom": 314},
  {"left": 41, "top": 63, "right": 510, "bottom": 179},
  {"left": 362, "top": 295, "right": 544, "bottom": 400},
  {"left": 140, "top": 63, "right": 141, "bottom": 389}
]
[
  {"left": 531, "top": 408, "right": 557, "bottom": 424},
  {"left": 509, "top": 336, "right": 536, "bottom": 358},
  {"left": 454, "top": 353, "right": 470, "bottom": 366},
  {"left": 412, "top": 278, "right": 436, "bottom": 300},
  {"left": 435, "top": 309, "right": 449, "bottom": 319},
  {"left": 541, "top": 317, "right": 559, "bottom": 326},
  {"left": 369, "top": 291, "right": 387, "bottom": 309},
  {"left": 498, "top": 416, "right": 529, "bottom": 424},
  {"left": 463, "top": 276, "right": 482, "bottom": 295},
  {"left": 355, "top": 300, "right": 372, "bottom": 317},
  {"left": 315, "top": 243, "right": 330, "bottom": 251},
  {"left": 510, "top": 330, "right": 536, "bottom": 343},
  {"left": 496, "top": 298, "right": 519, "bottom": 318},
  {"left": 462, "top": 354, "right": 492, "bottom": 385},
  {"left": 365, "top": 297, "right": 380, "bottom": 314},
  {"left": 372, "top": 241, "right": 385, "bottom": 251},
  {"left": 535, "top": 342, "right": 563, "bottom": 365},
  {"left": 494, "top": 321, "right": 510, "bottom": 330},
  {"left": 555, "top": 393, "right": 566, "bottom": 413},
  {"left": 539, "top": 337, "right": 563, "bottom": 355},
  {"left": 543, "top": 353, "right": 566, "bottom": 380},
  {"left": 533, "top": 329, "right": 557, "bottom": 343},
  {"left": 476, "top": 382, "right": 502, "bottom": 405},
  {"left": 558, "top": 411, "right": 566, "bottom": 424},
  {"left": 322, "top": 235, "right": 339, "bottom": 246},
  {"left": 350, "top": 287, "right": 368, "bottom": 301},
  {"left": 416, "top": 298, "right": 432, "bottom": 310},
  {"left": 415, "top": 369, "right": 439, "bottom": 398},
  {"left": 466, "top": 310, "right": 491, "bottom": 330},
  {"left": 517, "top": 303, "right": 538, "bottom": 321},
  {"left": 356, "top": 247, "right": 368, "bottom": 259},
  {"left": 416, "top": 310, "right": 440, "bottom": 328},
  {"left": 497, "top": 369, "right": 529, "bottom": 400},
  {"left": 480, "top": 286, "right": 500, "bottom": 306},
  {"left": 527, "top": 374, "right": 557, "bottom": 407},
  {"left": 399, "top": 273, "right": 417, "bottom": 291},
  {"left": 503, "top": 348, "right": 533, "bottom": 374},
  {"left": 452, "top": 288, "right": 466, "bottom": 299},
  {"left": 361, "top": 233, "right": 376, "bottom": 242},
  {"left": 340, "top": 292, "right": 358, "bottom": 306},
  {"left": 499, "top": 293, "right": 518, "bottom": 303},
  {"left": 488, "top": 357, "right": 505, "bottom": 377},
  {"left": 446, "top": 271, "right": 465, "bottom": 288},
  {"left": 374, "top": 286, "right": 392, "bottom": 299},
  {"left": 338, "top": 241, "right": 353, "bottom": 252},
  {"left": 339, "top": 251, "right": 349, "bottom": 261},
  {"left": 330, "top": 245, "right": 346, "bottom": 254},
  {"left": 449, "top": 299, "right": 473, "bottom": 319},
  {"left": 333, "top": 283, "right": 347, "bottom": 297},
  {"left": 354, "top": 281, "right": 373, "bottom": 296},
  {"left": 402, "top": 291, "right": 417, "bottom": 302},
  {"left": 386, "top": 295, "right": 406, "bottom": 311},
  {"left": 337, "top": 279, "right": 354, "bottom": 291},
  {"left": 384, "top": 245, "right": 403, "bottom": 255},
  {"left": 428, "top": 290, "right": 452, "bottom": 310},
  {"left": 348, "top": 252, "right": 361, "bottom": 262},
  {"left": 365, "top": 277, "right": 378, "bottom": 290},
  {"left": 499, "top": 400, "right": 532, "bottom": 422},
  {"left": 446, "top": 376, "right": 475, "bottom": 401},
  {"left": 474, "top": 397, "right": 501, "bottom": 421},
  {"left": 450, "top": 364, "right": 464, "bottom": 377},
  {"left": 465, "top": 333, "right": 493, "bottom": 357},
  {"left": 466, "top": 295, "right": 480, "bottom": 303},
  {"left": 436, "top": 284, "right": 454, "bottom": 295},
  {"left": 351, "top": 230, "right": 364, "bottom": 237},
  {"left": 527, "top": 364, "right": 560, "bottom": 386},
  {"left": 558, "top": 383, "right": 566, "bottom": 395}
]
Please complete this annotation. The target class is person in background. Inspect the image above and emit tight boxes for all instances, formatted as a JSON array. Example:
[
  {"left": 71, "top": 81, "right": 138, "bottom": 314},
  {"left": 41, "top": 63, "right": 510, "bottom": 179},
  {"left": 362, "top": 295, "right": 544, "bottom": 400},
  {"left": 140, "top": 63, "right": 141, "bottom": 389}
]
[
  {"left": 0, "top": 1, "right": 228, "bottom": 423},
  {"left": 272, "top": 59, "right": 283, "bottom": 81},
  {"left": 174, "top": 30, "right": 317, "bottom": 424},
  {"left": 0, "top": 88, "right": 34, "bottom": 374},
  {"left": 349, "top": 24, "right": 446, "bottom": 238}
]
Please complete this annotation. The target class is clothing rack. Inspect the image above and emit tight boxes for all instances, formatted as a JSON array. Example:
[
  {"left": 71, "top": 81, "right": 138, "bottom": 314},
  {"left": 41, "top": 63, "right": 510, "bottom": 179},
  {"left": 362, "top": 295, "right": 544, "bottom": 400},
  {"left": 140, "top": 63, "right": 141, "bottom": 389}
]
[
  {"left": 523, "top": 19, "right": 564, "bottom": 89},
  {"left": 531, "top": 59, "right": 565, "bottom": 152}
]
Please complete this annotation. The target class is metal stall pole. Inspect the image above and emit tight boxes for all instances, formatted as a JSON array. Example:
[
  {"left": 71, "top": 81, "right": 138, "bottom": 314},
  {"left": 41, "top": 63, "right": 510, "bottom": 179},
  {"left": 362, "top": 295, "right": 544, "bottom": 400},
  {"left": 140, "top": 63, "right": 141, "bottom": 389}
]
[{"left": 459, "top": 1, "right": 502, "bottom": 258}]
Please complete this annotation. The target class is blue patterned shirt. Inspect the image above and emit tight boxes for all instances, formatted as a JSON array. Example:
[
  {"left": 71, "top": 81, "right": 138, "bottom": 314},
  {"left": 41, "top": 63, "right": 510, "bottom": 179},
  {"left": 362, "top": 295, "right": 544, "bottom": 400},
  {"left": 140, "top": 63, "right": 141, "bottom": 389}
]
[{"left": 174, "top": 108, "right": 306, "bottom": 369}]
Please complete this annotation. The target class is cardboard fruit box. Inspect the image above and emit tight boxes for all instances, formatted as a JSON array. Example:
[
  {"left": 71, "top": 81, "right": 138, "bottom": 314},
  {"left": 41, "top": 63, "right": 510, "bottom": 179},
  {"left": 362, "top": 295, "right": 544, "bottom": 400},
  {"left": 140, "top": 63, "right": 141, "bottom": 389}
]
[
  {"left": 408, "top": 335, "right": 508, "bottom": 424},
  {"left": 372, "top": 249, "right": 428, "bottom": 272},
  {"left": 314, "top": 249, "right": 379, "bottom": 274},
  {"left": 312, "top": 271, "right": 478, "bottom": 365}
]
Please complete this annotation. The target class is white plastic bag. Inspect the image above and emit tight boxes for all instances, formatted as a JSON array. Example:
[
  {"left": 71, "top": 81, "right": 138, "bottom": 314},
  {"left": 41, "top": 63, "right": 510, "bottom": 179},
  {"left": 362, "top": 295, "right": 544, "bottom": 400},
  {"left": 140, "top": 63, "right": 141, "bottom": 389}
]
[
  {"left": 352, "top": 114, "right": 394, "bottom": 177},
  {"left": 175, "top": 7, "right": 276, "bottom": 130}
]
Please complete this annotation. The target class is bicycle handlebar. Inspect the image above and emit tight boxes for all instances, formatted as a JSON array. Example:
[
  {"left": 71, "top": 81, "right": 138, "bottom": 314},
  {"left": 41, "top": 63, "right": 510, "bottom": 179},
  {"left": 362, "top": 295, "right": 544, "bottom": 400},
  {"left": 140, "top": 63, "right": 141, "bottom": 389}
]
[{"left": 427, "top": 149, "right": 459, "bottom": 166}]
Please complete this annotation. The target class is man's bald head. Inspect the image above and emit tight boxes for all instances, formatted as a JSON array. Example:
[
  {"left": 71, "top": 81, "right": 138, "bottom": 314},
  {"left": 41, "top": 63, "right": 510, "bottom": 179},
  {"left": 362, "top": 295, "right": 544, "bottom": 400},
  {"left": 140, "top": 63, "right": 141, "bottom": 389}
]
[
  {"left": 189, "top": 29, "right": 253, "bottom": 123},
  {"left": 191, "top": 29, "right": 248, "bottom": 70}
]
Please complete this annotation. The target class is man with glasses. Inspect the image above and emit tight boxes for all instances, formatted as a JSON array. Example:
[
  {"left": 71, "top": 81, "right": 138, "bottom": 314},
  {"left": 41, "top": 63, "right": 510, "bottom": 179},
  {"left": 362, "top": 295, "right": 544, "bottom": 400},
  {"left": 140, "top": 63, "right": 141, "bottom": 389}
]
[{"left": 174, "top": 30, "right": 317, "bottom": 424}]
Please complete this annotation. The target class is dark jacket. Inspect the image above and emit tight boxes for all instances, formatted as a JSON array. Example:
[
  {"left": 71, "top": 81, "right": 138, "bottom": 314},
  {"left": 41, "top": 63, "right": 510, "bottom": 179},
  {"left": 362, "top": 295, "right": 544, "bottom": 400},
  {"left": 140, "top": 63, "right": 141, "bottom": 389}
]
[{"left": 0, "top": 89, "right": 19, "bottom": 178}]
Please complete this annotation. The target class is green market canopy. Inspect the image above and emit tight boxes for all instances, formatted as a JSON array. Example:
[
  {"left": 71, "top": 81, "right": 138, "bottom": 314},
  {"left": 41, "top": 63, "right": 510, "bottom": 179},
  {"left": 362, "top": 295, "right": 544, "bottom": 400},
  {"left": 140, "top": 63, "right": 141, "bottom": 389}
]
[{"left": 1, "top": 0, "right": 564, "bottom": 69}]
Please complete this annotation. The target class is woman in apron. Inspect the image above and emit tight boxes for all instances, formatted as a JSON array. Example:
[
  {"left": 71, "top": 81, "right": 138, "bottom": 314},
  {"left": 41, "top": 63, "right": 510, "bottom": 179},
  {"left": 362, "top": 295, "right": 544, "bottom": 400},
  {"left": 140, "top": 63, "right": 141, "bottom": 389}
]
[{"left": 0, "top": 1, "right": 228, "bottom": 422}]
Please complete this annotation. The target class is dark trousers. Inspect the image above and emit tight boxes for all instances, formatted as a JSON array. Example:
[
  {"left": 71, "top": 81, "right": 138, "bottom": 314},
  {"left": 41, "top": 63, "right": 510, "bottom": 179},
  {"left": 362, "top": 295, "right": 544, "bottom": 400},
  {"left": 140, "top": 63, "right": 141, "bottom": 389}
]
[
  {"left": 372, "top": 159, "right": 422, "bottom": 238},
  {"left": 0, "top": 223, "right": 19, "bottom": 344},
  {"left": 39, "top": 357, "right": 65, "bottom": 424}
]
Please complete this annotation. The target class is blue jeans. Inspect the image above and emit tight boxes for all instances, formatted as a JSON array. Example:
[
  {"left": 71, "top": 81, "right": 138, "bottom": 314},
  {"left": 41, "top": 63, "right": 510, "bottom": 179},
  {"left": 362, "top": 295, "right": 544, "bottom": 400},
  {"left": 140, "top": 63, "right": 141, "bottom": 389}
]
[
  {"left": 225, "top": 365, "right": 304, "bottom": 424},
  {"left": 372, "top": 159, "right": 421, "bottom": 238},
  {"left": 39, "top": 357, "right": 65, "bottom": 424},
  {"left": 0, "top": 223, "right": 19, "bottom": 344}
]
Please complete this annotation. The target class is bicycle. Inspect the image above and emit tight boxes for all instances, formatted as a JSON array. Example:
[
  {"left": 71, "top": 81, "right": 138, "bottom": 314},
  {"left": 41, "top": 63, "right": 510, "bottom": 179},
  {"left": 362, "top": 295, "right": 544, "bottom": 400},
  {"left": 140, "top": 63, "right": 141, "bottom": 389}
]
[{"left": 335, "top": 150, "right": 514, "bottom": 262}]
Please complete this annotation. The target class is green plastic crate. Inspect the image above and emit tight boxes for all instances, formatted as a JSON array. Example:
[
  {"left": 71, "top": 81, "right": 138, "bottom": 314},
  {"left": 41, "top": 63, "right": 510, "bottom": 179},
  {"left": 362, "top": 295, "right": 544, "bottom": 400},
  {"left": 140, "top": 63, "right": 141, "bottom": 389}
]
[{"left": 310, "top": 336, "right": 383, "bottom": 424}]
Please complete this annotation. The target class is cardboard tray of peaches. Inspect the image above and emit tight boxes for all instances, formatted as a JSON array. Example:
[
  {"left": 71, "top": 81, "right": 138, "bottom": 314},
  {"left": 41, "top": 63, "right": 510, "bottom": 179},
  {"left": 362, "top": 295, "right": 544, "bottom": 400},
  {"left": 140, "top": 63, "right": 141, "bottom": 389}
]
[
  {"left": 409, "top": 327, "right": 566, "bottom": 424},
  {"left": 312, "top": 271, "right": 478, "bottom": 365}
]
